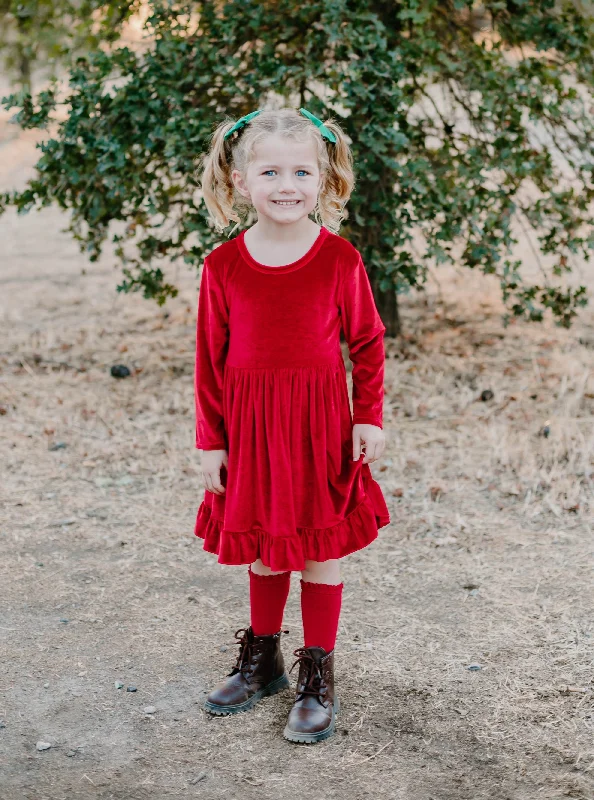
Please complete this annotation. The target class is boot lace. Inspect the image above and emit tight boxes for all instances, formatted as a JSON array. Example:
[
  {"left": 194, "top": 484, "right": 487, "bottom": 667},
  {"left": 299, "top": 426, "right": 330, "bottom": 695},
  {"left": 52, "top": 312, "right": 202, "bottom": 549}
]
[
  {"left": 228, "top": 627, "right": 289, "bottom": 679},
  {"left": 229, "top": 628, "right": 256, "bottom": 678},
  {"left": 289, "top": 647, "right": 328, "bottom": 704}
]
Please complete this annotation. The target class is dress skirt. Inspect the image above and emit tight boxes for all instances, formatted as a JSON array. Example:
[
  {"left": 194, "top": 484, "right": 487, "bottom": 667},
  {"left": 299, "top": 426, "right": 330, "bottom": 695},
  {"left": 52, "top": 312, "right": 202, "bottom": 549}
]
[{"left": 194, "top": 357, "right": 390, "bottom": 572}]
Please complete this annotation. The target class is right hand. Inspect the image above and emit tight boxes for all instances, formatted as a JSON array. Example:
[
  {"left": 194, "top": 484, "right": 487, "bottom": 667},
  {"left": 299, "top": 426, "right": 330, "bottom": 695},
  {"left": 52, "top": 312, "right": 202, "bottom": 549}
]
[{"left": 200, "top": 449, "right": 228, "bottom": 496}]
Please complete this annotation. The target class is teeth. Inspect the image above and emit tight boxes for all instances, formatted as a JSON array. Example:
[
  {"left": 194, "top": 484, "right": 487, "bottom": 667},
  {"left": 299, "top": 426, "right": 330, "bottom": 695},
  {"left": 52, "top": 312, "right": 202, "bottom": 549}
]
[{"left": 274, "top": 201, "right": 299, "bottom": 206}]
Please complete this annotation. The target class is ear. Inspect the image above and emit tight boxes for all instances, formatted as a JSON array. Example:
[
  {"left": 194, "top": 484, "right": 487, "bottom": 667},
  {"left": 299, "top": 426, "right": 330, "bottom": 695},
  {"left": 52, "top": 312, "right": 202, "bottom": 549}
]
[{"left": 231, "top": 168, "right": 250, "bottom": 200}]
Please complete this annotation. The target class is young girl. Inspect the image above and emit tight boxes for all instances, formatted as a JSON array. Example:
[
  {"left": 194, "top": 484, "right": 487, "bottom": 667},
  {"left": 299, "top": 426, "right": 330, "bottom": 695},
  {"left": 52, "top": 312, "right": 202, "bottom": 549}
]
[{"left": 193, "top": 107, "right": 390, "bottom": 744}]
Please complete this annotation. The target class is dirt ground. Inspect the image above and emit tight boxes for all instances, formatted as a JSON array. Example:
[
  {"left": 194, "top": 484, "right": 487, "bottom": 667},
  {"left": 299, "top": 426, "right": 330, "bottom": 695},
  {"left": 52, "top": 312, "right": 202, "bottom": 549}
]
[{"left": 1, "top": 98, "right": 593, "bottom": 800}]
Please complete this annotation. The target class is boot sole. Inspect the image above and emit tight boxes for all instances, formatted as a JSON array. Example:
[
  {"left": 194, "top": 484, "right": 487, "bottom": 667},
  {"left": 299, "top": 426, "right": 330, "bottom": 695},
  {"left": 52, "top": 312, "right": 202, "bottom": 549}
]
[
  {"left": 283, "top": 695, "right": 340, "bottom": 743},
  {"left": 204, "top": 672, "right": 290, "bottom": 716}
]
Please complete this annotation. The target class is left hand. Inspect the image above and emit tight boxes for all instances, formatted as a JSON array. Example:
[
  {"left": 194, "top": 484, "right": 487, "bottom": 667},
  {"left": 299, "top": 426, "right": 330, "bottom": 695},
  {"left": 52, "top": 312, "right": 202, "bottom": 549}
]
[{"left": 352, "top": 423, "right": 386, "bottom": 464}]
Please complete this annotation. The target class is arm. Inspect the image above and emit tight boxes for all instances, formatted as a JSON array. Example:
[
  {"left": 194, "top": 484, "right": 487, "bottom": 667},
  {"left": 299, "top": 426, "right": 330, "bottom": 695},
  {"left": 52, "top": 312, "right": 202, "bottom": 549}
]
[
  {"left": 194, "top": 256, "right": 229, "bottom": 451},
  {"left": 338, "top": 254, "right": 387, "bottom": 430}
]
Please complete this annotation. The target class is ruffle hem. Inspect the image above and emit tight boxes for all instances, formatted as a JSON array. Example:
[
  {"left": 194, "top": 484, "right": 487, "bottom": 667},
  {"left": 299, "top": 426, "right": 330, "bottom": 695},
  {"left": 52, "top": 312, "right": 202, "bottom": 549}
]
[{"left": 194, "top": 468, "right": 390, "bottom": 572}]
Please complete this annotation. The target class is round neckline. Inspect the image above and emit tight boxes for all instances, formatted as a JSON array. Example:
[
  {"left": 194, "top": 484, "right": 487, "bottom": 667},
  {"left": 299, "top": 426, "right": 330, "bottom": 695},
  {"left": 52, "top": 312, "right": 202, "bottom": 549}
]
[{"left": 237, "top": 225, "right": 329, "bottom": 274}]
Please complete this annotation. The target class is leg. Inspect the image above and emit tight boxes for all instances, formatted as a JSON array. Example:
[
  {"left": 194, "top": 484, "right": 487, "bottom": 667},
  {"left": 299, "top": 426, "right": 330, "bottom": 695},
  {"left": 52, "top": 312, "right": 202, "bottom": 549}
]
[
  {"left": 203, "top": 560, "right": 291, "bottom": 716},
  {"left": 284, "top": 558, "right": 343, "bottom": 743},
  {"left": 300, "top": 559, "right": 343, "bottom": 652},
  {"left": 249, "top": 561, "right": 291, "bottom": 635}
]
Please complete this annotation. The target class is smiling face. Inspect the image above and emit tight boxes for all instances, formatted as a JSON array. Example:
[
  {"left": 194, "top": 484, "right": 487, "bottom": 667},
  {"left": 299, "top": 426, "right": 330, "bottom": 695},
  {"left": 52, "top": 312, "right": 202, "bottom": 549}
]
[{"left": 231, "top": 133, "right": 322, "bottom": 224}]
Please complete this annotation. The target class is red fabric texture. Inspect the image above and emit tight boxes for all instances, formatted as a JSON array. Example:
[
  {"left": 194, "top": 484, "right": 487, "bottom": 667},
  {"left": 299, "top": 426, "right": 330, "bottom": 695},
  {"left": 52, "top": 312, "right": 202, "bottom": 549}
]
[
  {"left": 194, "top": 225, "right": 390, "bottom": 571},
  {"left": 300, "top": 579, "right": 343, "bottom": 653},
  {"left": 249, "top": 567, "right": 291, "bottom": 635}
]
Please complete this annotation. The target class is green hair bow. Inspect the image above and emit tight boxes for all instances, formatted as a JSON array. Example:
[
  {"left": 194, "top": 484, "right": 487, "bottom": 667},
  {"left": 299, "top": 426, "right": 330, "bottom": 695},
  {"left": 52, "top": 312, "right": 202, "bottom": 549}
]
[
  {"left": 223, "top": 110, "right": 262, "bottom": 140},
  {"left": 223, "top": 108, "right": 337, "bottom": 143},
  {"left": 299, "top": 108, "right": 337, "bottom": 143}
]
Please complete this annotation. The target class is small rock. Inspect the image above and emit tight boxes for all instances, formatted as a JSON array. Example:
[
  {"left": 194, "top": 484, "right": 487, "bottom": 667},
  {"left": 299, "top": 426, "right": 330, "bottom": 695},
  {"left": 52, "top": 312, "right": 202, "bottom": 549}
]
[
  {"left": 36, "top": 741, "right": 52, "bottom": 751},
  {"left": 114, "top": 681, "right": 124, "bottom": 689},
  {"left": 43, "top": 683, "right": 50, "bottom": 689},
  {"left": 467, "top": 663, "right": 482, "bottom": 671},
  {"left": 111, "top": 364, "right": 131, "bottom": 379},
  {"left": 127, "top": 685, "right": 137, "bottom": 692},
  {"left": 144, "top": 706, "right": 157, "bottom": 714},
  {"left": 59, "top": 619, "right": 69, "bottom": 624},
  {"left": 0, "top": 721, "right": 6, "bottom": 729},
  {"left": 480, "top": 389, "right": 494, "bottom": 402},
  {"left": 219, "top": 645, "right": 228, "bottom": 652},
  {"left": 49, "top": 442, "right": 67, "bottom": 451},
  {"left": 66, "top": 750, "right": 77, "bottom": 757},
  {"left": 190, "top": 772, "right": 208, "bottom": 785}
]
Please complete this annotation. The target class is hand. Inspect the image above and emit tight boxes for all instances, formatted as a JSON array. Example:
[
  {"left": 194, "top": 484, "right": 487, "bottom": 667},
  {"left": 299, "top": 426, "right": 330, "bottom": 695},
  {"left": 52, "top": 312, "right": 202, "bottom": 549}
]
[
  {"left": 352, "top": 424, "right": 385, "bottom": 465},
  {"left": 200, "top": 448, "right": 228, "bottom": 496}
]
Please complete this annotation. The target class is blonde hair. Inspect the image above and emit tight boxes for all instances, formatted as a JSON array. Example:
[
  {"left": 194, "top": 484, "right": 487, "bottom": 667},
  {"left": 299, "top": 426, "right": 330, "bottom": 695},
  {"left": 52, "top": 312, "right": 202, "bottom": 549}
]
[{"left": 197, "top": 108, "right": 355, "bottom": 234}]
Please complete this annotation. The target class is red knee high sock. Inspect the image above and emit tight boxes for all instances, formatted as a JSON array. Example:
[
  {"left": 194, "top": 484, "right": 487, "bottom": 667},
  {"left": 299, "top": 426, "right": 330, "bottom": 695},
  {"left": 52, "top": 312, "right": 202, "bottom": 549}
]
[
  {"left": 249, "top": 567, "right": 291, "bottom": 636},
  {"left": 300, "top": 579, "right": 343, "bottom": 653}
]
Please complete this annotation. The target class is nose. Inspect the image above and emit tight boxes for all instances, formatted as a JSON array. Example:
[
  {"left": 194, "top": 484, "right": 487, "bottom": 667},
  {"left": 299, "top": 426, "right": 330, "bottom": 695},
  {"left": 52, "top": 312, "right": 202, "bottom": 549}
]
[{"left": 278, "top": 174, "right": 297, "bottom": 193}]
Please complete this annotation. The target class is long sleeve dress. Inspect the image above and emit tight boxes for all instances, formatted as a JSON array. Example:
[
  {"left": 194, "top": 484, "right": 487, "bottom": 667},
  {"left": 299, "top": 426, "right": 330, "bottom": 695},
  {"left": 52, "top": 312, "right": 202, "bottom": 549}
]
[{"left": 193, "top": 224, "right": 390, "bottom": 572}]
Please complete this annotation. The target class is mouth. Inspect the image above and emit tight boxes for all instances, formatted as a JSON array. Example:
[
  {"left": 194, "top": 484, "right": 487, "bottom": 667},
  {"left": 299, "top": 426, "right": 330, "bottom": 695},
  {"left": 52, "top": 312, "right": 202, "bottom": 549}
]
[{"left": 272, "top": 200, "right": 301, "bottom": 207}]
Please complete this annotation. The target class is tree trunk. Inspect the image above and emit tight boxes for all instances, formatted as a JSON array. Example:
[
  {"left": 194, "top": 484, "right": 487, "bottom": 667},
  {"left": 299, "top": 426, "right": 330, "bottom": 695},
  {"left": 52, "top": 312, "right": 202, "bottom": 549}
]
[
  {"left": 19, "top": 53, "right": 31, "bottom": 92},
  {"left": 17, "top": 16, "right": 31, "bottom": 94}
]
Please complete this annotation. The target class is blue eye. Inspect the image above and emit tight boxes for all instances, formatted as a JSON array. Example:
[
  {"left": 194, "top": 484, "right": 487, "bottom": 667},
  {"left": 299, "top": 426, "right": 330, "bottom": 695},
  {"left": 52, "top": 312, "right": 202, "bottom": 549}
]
[{"left": 262, "top": 170, "right": 310, "bottom": 177}]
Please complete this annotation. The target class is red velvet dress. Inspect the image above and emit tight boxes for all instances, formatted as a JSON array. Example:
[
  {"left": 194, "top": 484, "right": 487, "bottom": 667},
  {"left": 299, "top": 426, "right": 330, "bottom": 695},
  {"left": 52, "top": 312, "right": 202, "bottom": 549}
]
[{"left": 194, "top": 225, "right": 390, "bottom": 571}]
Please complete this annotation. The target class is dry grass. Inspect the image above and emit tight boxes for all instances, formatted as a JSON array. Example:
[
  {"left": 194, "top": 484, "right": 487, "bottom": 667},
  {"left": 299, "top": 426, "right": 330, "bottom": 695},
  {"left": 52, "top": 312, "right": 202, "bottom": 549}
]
[{"left": 0, "top": 102, "right": 593, "bottom": 800}]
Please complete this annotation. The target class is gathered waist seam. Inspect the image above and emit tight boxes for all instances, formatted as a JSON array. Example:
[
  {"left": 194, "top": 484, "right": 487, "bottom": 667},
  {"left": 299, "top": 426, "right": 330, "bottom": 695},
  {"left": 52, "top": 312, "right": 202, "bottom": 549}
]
[{"left": 225, "top": 359, "right": 342, "bottom": 371}]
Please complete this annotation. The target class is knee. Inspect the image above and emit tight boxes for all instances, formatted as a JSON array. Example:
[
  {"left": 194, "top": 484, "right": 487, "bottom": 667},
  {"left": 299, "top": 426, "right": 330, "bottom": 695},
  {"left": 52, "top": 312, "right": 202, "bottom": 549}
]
[
  {"left": 250, "top": 559, "right": 288, "bottom": 577},
  {"left": 301, "top": 559, "right": 341, "bottom": 584}
]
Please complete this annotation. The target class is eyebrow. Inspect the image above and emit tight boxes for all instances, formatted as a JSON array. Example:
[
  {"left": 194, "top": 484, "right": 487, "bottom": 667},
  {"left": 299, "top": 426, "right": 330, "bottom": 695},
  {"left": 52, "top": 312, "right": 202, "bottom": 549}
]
[{"left": 256, "top": 164, "right": 317, "bottom": 169}]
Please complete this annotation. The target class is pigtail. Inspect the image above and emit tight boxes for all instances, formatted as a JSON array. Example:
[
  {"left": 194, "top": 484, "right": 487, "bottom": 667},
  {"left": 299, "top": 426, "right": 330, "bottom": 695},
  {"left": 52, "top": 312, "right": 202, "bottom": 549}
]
[
  {"left": 315, "top": 117, "right": 355, "bottom": 234},
  {"left": 197, "top": 120, "right": 242, "bottom": 233}
]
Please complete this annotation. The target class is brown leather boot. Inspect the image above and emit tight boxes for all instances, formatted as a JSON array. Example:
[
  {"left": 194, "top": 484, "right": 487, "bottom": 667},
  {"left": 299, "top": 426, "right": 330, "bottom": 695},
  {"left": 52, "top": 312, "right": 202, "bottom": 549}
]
[
  {"left": 203, "top": 626, "right": 289, "bottom": 715},
  {"left": 283, "top": 646, "right": 340, "bottom": 743}
]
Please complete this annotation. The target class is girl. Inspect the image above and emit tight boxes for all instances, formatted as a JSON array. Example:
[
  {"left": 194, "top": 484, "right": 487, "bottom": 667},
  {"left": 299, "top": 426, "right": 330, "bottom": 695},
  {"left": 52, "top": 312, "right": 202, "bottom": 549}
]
[{"left": 193, "top": 107, "right": 390, "bottom": 744}]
